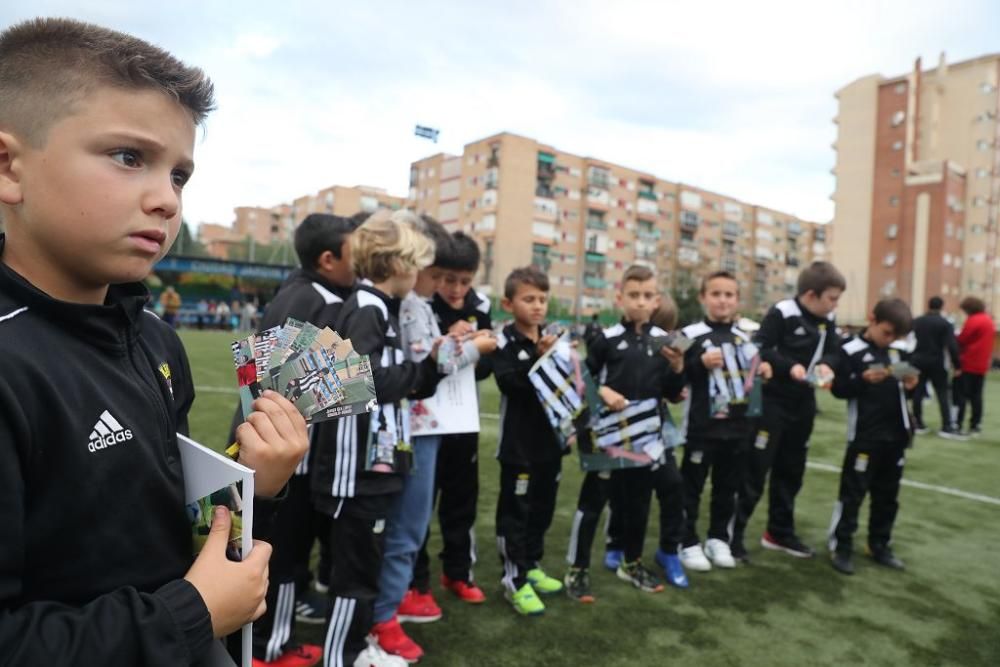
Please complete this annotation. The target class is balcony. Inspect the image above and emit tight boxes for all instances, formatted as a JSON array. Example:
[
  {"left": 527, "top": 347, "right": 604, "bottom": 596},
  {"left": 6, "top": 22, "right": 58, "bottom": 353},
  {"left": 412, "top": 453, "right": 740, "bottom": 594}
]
[
  {"left": 637, "top": 226, "right": 660, "bottom": 241},
  {"left": 587, "top": 187, "right": 611, "bottom": 208},
  {"left": 585, "top": 231, "right": 609, "bottom": 254},
  {"left": 722, "top": 222, "right": 741, "bottom": 238},
  {"left": 637, "top": 198, "right": 659, "bottom": 217},
  {"left": 638, "top": 190, "right": 657, "bottom": 201},
  {"left": 677, "top": 247, "right": 700, "bottom": 266},
  {"left": 585, "top": 251, "right": 605, "bottom": 263},
  {"left": 588, "top": 167, "right": 611, "bottom": 190},
  {"left": 814, "top": 228, "right": 827, "bottom": 242},
  {"left": 680, "top": 210, "right": 700, "bottom": 230},
  {"left": 533, "top": 197, "right": 558, "bottom": 220},
  {"left": 584, "top": 274, "right": 607, "bottom": 290},
  {"left": 787, "top": 222, "right": 802, "bottom": 237}
]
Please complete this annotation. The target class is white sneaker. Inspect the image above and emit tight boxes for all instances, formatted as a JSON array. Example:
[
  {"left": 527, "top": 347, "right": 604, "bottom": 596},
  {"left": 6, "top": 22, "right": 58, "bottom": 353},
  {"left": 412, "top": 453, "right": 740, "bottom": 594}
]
[
  {"left": 680, "top": 544, "right": 712, "bottom": 572},
  {"left": 354, "top": 637, "right": 409, "bottom": 667},
  {"left": 704, "top": 538, "right": 736, "bottom": 568}
]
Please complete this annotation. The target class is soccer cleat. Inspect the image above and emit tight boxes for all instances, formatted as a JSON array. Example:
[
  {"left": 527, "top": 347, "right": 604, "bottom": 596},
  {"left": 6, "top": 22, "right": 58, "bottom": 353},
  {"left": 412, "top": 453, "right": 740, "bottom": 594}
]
[
  {"left": 938, "top": 427, "right": 969, "bottom": 441},
  {"left": 397, "top": 588, "right": 442, "bottom": 624},
  {"left": 679, "top": 544, "right": 712, "bottom": 572},
  {"left": 654, "top": 549, "right": 689, "bottom": 588},
  {"left": 616, "top": 560, "right": 665, "bottom": 593},
  {"left": 354, "top": 637, "right": 409, "bottom": 667},
  {"left": 704, "top": 538, "right": 737, "bottom": 569},
  {"left": 526, "top": 567, "right": 564, "bottom": 595},
  {"left": 603, "top": 549, "right": 624, "bottom": 571},
  {"left": 295, "top": 589, "right": 330, "bottom": 625},
  {"left": 440, "top": 575, "right": 486, "bottom": 604},
  {"left": 730, "top": 540, "right": 751, "bottom": 564},
  {"left": 253, "top": 644, "right": 322, "bottom": 667},
  {"left": 868, "top": 546, "right": 905, "bottom": 570},
  {"left": 506, "top": 583, "right": 546, "bottom": 615},
  {"left": 564, "top": 568, "right": 595, "bottom": 603},
  {"left": 370, "top": 616, "right": 423, "bottom": 664},
  {"left": 760, "top": 532, "right": 815, "bottom": 558},
  {"left": 830, "top": 550, "right": 855, "bottom": 575}
]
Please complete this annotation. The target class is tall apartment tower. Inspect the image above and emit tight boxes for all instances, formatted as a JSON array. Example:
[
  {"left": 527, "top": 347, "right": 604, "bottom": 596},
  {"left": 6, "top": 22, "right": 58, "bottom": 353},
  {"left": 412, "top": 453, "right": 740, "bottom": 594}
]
[
  {"left": 832, "top": 53, "right": 1000, "bottom": 324},
  {"left": 410, "top": 132, "right": 828, "bottom": 317}
]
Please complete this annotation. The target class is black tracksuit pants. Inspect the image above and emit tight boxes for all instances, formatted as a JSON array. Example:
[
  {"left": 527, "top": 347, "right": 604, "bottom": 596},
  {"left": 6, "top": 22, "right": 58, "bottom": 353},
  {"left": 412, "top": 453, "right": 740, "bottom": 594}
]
[
  {"left": 496, "top": 458, "right": 562, "bottom": 591},
  {"left": 954, "top": 372, "right": 985, "bottom": 431},
  {"left": 603, "top": 454, "right": 684, "bottom": 565},
  {"left": 321, "top": 493, "right": 395, "bottom": 667},
  {"left": 681, "top": 436, "right": 747, "bottom": 547},
  {"left": 566, "top": 470, "right": 625, "bottom": 568},
  {"left": 913, "top": 365, "right": 954, "bottom": 430},
  {"left": 828, "top": 440, "right": 906, "bottom": 554},
  {"left": 413, "top": 432, "right": 480, "bottom": 588},
  {"left": 735, "top": 397, "right": 814, "bottom": 543}
]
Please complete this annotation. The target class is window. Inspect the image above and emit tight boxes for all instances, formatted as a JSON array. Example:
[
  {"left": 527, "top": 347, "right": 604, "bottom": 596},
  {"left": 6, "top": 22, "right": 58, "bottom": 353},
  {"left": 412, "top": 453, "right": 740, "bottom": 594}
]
[
  {"left": 891, "top": 168, "right": 901, "bottom": 177},
  {"left": 977, "top": 140, "right": 991, "bottom": 151},
  {"left": 981, "top": 82, "right": 997, "bottom": 94},
  {"left": 886, "top": 224, "right": 898, "bottom": 239},
  {"left": 586, "top": 209, "right": 606, "bottom": 230},
  {"left": 945, "top": 222, "right": 954, "bottom": 238},
  {"left": 973, "top": 197, "right": 986, "bottom": 207},
  {"left": 889, "top": 195, "right": 899, "bottom": 207},
  {"left": 976, "top": 168, "right": 990, "bottom": 179},
  {"left": 894, "top": 82, "right": 906, "bottom": 94},
  {"left": 890, "top": 110, "right": 905, "bottom": 127},
  {"left": 892, "top": 140, "right": 904, "bottom": 151}
]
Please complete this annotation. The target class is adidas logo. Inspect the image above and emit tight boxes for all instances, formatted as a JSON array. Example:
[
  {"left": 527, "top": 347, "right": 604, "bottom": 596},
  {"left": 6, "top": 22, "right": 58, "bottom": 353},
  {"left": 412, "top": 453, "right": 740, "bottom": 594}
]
[
  {"left": 88, "top": 410, "right": 134, "bottom": 453},
  {"left": 794, "top": 326, "right": 807, "bottom": 335},
  {"left": 863, "top": 353, "right": 875, "bottom": 362}
]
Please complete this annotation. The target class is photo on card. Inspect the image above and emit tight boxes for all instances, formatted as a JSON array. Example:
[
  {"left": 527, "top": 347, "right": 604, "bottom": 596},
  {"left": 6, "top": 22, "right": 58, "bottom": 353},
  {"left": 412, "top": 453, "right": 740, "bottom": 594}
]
[
  {"left": 231, "top": 337, "right": 263, "bottom": 418},
  {"left": 311, "top": 341, "right": 378, "bottom": 420},
  {"left": 252, "top": 326, "right": 281, "bottom": 384},
  {"left": 187, "top": 481, "right": 244, "bottom": 562}
]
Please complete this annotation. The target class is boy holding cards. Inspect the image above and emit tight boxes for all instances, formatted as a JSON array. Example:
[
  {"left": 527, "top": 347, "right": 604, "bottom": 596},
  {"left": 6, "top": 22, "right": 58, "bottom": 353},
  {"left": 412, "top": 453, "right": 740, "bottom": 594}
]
[
  {"left": 828, "top": 298, "right": 918, "bottom": 575},
  {"left": 677, "top": 272, "right": 771, "bottom": 572},
  {"left": 0, "top": 18, "right": 308, "bottom": 665}
]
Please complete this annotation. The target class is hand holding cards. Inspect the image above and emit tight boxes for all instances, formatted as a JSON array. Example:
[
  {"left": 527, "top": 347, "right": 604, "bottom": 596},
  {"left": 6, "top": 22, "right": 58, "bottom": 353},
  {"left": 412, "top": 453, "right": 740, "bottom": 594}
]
[
  {"left": 651, "top": 332, "right": 694, "bottom": 354},
  {"left": 889, "top": 361, "right": 920, "bottom": 379}
]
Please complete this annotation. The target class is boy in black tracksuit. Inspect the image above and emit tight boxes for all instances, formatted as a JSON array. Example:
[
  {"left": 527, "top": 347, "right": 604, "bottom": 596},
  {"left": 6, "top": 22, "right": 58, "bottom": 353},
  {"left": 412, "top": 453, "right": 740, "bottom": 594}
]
[
  {"left": 678, "top": 272, "right": 771, "bottom": 573},
  {"left": 413, "top": 232, "right": 494, "bottom": 602},
  {"left": 828, "top": 298, "right": 918, "bottom": 575},
  {"left": 225, "top": 214, "right": 356, "bottom": 664},
  {"left": 493, "top": 267, "right": 566, "bottom": 615},
  {"left": 315, "top": 217, "right": 443, "bottom": 666},
  {"left": 564, "top": 266, "right": 687, "bottom": 601},
  {"left": 733, "top": 261, "right": 846, "bottom": 560},
  {"left": 0, "top": 19, "right": 308, "bottom": 666}
]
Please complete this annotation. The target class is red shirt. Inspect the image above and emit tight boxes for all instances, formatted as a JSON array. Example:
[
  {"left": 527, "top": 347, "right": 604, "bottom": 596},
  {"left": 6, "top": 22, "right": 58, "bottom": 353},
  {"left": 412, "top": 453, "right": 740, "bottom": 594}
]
[{"left": 957, "top": 312, "right": 996, "bottom": 374}]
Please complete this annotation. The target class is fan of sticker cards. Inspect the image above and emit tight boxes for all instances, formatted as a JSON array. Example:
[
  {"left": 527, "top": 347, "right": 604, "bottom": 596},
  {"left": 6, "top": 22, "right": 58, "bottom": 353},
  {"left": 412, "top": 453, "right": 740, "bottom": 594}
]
[{"left": 231, "top": 318, "right": 378, "bottom": 423}]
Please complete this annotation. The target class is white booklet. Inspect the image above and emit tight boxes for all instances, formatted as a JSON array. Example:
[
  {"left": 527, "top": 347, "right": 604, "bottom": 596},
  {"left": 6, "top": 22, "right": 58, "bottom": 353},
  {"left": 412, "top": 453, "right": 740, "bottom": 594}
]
[
  {"left": 410, "top": 364, "right": 481, "bottom": 436},
  {"left": 178, "top": 434, "right": 255, "bottom": 667}
]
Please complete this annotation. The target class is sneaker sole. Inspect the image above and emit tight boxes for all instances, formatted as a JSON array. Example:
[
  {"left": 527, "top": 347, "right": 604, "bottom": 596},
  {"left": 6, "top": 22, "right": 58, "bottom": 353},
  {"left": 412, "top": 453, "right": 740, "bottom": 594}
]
[
  {"left": 566, "top": 592, "right": 596, "bottom": 603},
  {"left": 938, "top": 432, "right": 969, "bottom": 441},
  {"left": 679, "top": 558, "right": 712, "bottom": 572},
  {"left": 760, "top": 537, "right": 814, "bottom": 558},
  {"left": 397, "top": 613, "right": 442, "bottom": 624},
  {"left": 615, "top": 569, "right": 664, "bottom": 593}
]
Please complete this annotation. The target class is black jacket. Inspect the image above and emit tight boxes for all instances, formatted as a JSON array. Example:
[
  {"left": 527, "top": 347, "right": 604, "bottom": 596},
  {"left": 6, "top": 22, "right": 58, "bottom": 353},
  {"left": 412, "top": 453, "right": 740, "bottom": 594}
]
[
  {"left": 493, "top": 323, "right": 565, "bottom": 465},
  {"left": 831, "top": 335, "right": 912, "bottom": 445},
  {"left": 754, "top": 297, "right": 840, "bottom": 404},
  {"left": 0, "top": 236, "right": 248, "bottom": 665},
  {"left": 432, "top": 290, "right": 494, "bottom": 381},
  {"left": 910, "top": 311, "right": 960, "bottom": 371},
  {"left": 312, "top": 284, "right": 441, "bottom": 503},
  {"left": 585, "top": 319, "right": 685, "bottom": 403},
  {"left": 681, "top": 319, "right": 757, "bottom": 441}
]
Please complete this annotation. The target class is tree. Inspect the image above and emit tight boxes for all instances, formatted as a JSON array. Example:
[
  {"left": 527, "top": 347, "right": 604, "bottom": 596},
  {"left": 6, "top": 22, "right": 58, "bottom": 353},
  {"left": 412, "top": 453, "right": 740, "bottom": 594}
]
[{"left": 167, "top": 220, "right": 210, "bottom": 257}]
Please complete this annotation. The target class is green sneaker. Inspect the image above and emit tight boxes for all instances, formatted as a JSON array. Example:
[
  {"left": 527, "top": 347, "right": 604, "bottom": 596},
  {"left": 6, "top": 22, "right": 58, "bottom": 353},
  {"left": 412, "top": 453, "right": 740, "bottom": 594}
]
[
  {"left": 616, "top": 560, "right": 665, "bottom": 593},
  {"left": 506, "top": 583, "right": 546, "bottom": 616},
  {"left": 564, "top": 568, "right": 595, "bottom": 603},
  {"left": 526, "top": 567, "right": 564, "bottom": 595}
]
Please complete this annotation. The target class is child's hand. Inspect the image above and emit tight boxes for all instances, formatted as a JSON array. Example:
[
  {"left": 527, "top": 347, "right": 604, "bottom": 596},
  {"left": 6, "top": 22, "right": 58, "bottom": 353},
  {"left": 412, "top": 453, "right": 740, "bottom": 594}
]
[
  {"left": 700, "top": 348, "right": 724, "bottom": 369},
  {"left": 448, "top": 320, "right": 475, "bottom": 337},
  {"left": 536, "top": 334, "right": 557, "bottom": 356},
  {"left": 758, "top": 361, "right": 773, "bottom": 380},
  {"left": 862, "top": 367, "right": 889, "bottom": 384},
  {"left": 659, "top": 346, "right": 684, "bottom": 373},
  {"left": 902, "top": 374, "right": 919, "bottom": 391},
  {"left": 599, "top": 386, "right": 627, "bottom": 411},
  {"left": 815, "top": 363, "right": 835, "bottom": 383},
  {"left": 790, "top": 364, "right": 807, "bottom": 381},
  {"left": 236, "top": 391, "right": 309, "bottom": 498},
  {"left": 473, "top": 333, "right": 497, "bottom": 355},
  {"left": 185, "top": 506, "right": 272, "bottom": 637}
]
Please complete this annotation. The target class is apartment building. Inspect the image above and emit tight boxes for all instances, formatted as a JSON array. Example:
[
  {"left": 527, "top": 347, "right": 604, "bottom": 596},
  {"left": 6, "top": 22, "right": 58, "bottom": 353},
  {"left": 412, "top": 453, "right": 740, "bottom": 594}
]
[
  {"left": 410, "top": 132, "right": 829, "bottom": 317},
  {"left": 832, "top": 53, "right": 1000, "bottom": 324}
]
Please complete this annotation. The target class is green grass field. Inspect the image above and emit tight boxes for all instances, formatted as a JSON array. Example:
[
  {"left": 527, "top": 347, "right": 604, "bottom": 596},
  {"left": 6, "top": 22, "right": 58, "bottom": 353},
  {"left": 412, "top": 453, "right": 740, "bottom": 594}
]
[{"left": 181, "top": 330, "right": 1000, "bottom": 667}]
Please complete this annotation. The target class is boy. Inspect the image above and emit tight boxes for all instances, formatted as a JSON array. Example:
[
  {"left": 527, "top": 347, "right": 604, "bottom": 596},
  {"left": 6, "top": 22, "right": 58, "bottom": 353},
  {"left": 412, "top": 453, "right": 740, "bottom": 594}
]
[
  {"left": 413, "top": 231, "right": 494, "bottom": 603},
  {"left": 493, "top": 267, "right": 566, "bottom": 615},
  {"left": 828, "top": 298, "right": 918, "bottom": 574},
  {"left": 316, "top": 216, "right": 442, "bottom": 667},
  {"left": 0, "top": 18, "right": 309, "bottom": 665},
  {"left": 564, "top": 266, "right": 687, "bottom": 601},
  {"left": 678, "top": 272, "right": 771, "bottom": 572},
  {"left": 228, "top": 213, "right": 357, "bottom": 666},
  {"left": 733, "top": 261, "right": 845, "bottom": 561}
]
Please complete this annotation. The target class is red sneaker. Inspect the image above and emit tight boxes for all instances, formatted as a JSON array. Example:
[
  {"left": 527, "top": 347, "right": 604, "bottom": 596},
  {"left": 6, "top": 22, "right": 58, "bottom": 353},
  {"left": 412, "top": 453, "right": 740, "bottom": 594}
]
[
  {"left": 397, "top": 588, "right": 442, "bottom": 623},
  {"left": 252, "top": 644, "right": 322, "bottom": 667},
  {"left": 440, "top": 574, "right": 486, "bottom": 604},
  {"left": 371, "top": 615, "right": 423, "bottom": 663}
]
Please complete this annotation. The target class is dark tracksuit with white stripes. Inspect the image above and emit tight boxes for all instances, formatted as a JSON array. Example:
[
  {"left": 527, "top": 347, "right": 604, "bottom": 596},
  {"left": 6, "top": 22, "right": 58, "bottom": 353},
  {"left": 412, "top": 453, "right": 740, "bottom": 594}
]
[
  {"left": 493, "top": 323, "right": 566, "bottom": 592},
  {"left": 314, "top": 283, "right": 442, "bottom": 667},
  {"left": 413, "top": 289, "right": 493, "bottom": 588},
  {"left": 734, "top": 298, "right": 840, "bottom": 545},
  {"left": 225, "top": 269, "right": 352, "bottom": 663},
  {"left": 680, "top": 319, "right": 756, "bottom": 548},
  {"left": 828, "top": 335, "right": 913, "bottom": 556},
  {"left": 567, "top": 320, "right": 685, "bottom": 569}
]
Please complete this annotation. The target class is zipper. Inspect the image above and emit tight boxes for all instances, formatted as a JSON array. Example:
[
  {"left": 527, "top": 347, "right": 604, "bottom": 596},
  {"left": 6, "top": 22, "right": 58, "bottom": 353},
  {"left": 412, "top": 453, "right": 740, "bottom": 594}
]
[{"left": 125, "top": 334, "right": 172, "bottom": 449}]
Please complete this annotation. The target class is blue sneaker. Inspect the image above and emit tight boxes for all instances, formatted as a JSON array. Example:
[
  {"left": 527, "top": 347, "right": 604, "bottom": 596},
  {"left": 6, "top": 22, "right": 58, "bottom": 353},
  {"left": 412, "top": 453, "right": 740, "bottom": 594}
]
[
  {"left": 655, "top": 549, "right": 689, "bottom": 589},
  {"left": 603, "top": 549, "right": 624, "bottom": 571}
]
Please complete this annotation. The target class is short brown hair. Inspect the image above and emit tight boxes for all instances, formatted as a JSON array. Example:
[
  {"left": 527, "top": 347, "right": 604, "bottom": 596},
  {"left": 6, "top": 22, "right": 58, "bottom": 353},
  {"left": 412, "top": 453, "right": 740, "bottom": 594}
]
[
  {"left": 0, "top": 18, "right": 215, "bottom": 146},
  {"left": 700, "top": 271, "right": 739, "bottom": 295},
  {"left": 872, "top": 298, "right": 912, "bottom": 335},
  {"left": 504, "top": 266, "right": 549, "bottom": 299},
  {"left": 960, "top": 296, "right": 986, "bottom": 315},
  {"left": 797, "top": 261, "right": 846, "bottom": 297},
  {"left": 350, "top": 216, "right": 434, "bottom": 283},
  {"left": 621, "top": 264, "right": 654, "bottom": 286},
  {"left": 650, "top": 293, "right": 678, "bottom": 331}
]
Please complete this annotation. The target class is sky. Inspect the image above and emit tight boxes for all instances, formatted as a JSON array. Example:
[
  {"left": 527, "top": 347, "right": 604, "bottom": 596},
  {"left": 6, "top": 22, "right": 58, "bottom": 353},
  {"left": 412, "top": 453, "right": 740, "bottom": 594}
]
[{"left": 9, "top": 1, "right": 1000, "bottom": 227}]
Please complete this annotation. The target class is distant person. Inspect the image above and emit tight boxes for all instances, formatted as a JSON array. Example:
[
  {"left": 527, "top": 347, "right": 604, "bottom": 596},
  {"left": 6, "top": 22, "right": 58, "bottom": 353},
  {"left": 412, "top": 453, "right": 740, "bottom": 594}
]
[
  {"left": 159, "top": 285, "right": 181, "bottom": 327},
  {"left": 216, "top": 300, "right": 231, "bottom": 330},
  {"left": 910, "top": 296, "right": 963, "bottom": 438},
  {"left": 196, "top": 298, "right": 209, "bottom": 330},
  {"left": 953, "top": 296, "right": 995, "bottom": 436},
  {"left": 583, "top": 313, "right": 602, "bottom": 347}
]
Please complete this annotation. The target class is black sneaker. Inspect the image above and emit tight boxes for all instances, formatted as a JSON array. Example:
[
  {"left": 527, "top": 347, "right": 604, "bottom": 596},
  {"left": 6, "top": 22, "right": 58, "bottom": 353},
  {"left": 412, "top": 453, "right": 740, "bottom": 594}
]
[
  {"left": 731, "top": 540, "right": 751, "bottom": 564},
  {"left": 869, "top": 546, "right": 905, "bottom": 570},
  {"left": 563, "top": 568, "right": 595, "bottom": 603},
  {"left": 938, "top": 427, "right": 969, "bottom": 441},
  {"left": 761, "top": 531, "right": 815, "bottom": 558},
  {"left": 616, "top": 560, "right": 665, "bottom": 593},
  {"left": 830, "top": 550, "right": 854, "bottom": 575},
  {"left": 295, "top": 588, "right": 331, "bottom": 625},
  {"left": 969, "top": 426, "right": 982, "bottom": 437}
]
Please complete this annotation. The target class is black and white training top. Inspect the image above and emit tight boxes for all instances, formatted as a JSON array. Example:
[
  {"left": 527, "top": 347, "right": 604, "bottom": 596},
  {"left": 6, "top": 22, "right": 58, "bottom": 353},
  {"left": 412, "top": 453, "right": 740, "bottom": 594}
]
[
  {"left": 831, "top": 335, "right": 913, "bottom": 446},
  {"left": 754, "top": 297, "right": 840, "bottom": 404}
]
